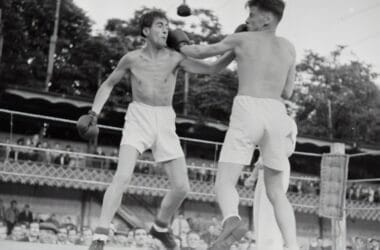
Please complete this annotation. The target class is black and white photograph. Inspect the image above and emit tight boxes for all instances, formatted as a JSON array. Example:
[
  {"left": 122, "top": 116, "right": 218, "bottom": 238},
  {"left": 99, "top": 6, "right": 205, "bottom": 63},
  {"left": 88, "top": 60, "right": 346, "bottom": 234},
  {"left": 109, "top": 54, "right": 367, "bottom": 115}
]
[{"left": 0, "top": 0, "right": 379, "bottom": 249}]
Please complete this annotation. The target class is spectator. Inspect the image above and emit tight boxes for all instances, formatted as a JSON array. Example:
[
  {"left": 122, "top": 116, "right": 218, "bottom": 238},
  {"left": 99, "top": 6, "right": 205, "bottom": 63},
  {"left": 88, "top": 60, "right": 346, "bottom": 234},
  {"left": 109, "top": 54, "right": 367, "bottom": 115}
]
[
  {"left": 31, "top": 134, "right": 40, "bottom": 147},
  {"left": 5, "top": 200, "right": 19, "bottom": 235},
  {"left": 80, "top": 227, "right": 93, "bottom": 246},
  {"left": 39, "top": 222, "right": 58, "bottom": 244},
  {"left": 67, "top": 227, "right": 80, "bottom": 245},
  {"left": 200, "top": 225, "right": 218, "bottom": 245},
  {"left": 18, "top": 204, "right": 33, "bottom": 225},
  {"left": 46, "top": 213, "right": 60, "bottom": 228},
  {"left": 93, "top": 146, "right": 106, "bottom": 169},
  {"left": 0, "top": 221, "right": 7, "bottom": 240},
  {"left": 296, "top": 180, "right": 303, "bottom": 194},
  {"left": 57, "top": 226, "right": 68, "bottom": 244},
  {"left": 134, "top": 227, "right": 148, "bottom": 249},
  {"left": 172, "top": 213, "right": 190, "bottom": 237},
  {"left": 309, "top": 237, "right": 322, "bottom": 250},
  {"left": 10, "top": 224, "right": 28, "bottom": 241},
  {"left": 368, "top": 187, "right": 375, "bottom": 203},
  {"left": 182, "top": 231, "right": 201, "bottom": 250},
  {"left": 28, "top": 222, "right": 40, "bottom": 242},
  {"left": 126, "top": 230, "right": 135, "bottom": 247},
  {"left": 0, "top": 198, "right": 5, "bottom": 222},
  {"left": 51, "top": 143, "right": 61, "bottom": 164},
  {"left": 39, "top": 141, "right": 52, "bottom": 164},
  {"left": 113, "top": 230, "right": 128, "bottom": 247}
]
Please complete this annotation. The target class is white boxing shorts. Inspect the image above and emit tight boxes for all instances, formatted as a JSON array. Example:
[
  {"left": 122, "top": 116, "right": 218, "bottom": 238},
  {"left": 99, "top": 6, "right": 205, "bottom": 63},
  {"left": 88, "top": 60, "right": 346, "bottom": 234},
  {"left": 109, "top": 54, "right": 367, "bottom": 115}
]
[
  {"left": 219, "top": 95, "right": 297, "bottom": 171},
  {"left": 120, "top": 101, "right": 184, "bottom": 162}
]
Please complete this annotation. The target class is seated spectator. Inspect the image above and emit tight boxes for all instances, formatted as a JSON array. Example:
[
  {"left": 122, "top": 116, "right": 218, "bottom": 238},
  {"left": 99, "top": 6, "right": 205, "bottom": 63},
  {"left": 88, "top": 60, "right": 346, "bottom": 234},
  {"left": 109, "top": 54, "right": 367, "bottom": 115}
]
[
  {"left": 51, "top": 143, "right": 61, "bottom": 164},
  {"left": 93, "top": 146, "right": 106, "bottom": 169},
  {"left": 200, "top": 225, "right": 218, "bottom": 245},
  {"left": 80, "top": 227, "right": 93, "bottom": 246},
  {"left": 126, "top": 230, "right": 135, "bottom": 247},
  {"left": 113, "top": 230, "right": 128, "bottom": 247},
  {"left": 45, "top": 213, "right": 60, "bottom": 228},
  {"left": 67, "top": 227, "right": 80, "bottom": 245},
  {"left": 31, "top": 134, "right": 40, "bottom": 147},
  {"left": 23, "top": 138, "right": 35, "bottom": 160},
  {"left": 182, "top": 231, "right": 201, "bottom": 250},
  {"left": 134, "top": 227, "right": 148, "bottom": 249},
  {"left": 0, "top": 221, "right": 7, "bottom": 240},
  {"left": 27, "top": 222, "right": 40, "bottom": 242},
  {"left": 18, "top": 204, "right": 33, "bottom": 225},
  {"left": 172, "top": 213, "right": 190, "bottom": 237},
  {"left": 39, "top": 141, "right": 52, "bottom": 164},
  {"left": 10, "top": 224, "right": 28, "bottom": 241},
  {"left": 57, "top": 226, "right": 68, "bottom": 244},
  {"left": 39, "top": 222, "right": 58, "bottom": 244}
]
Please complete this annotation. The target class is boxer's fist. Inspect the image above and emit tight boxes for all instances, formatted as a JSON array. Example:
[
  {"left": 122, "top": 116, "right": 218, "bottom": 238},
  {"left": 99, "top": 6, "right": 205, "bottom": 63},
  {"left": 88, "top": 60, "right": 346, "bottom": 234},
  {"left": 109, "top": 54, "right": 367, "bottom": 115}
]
[
  {"left": 77, "top": 110, "right": 99, "bottom": 140},
  {"left": 167, "top": 29, "right": 190, "bottom": 52},
  {"left": 234, "top": 24, "right": 248, "bottom": 33}
]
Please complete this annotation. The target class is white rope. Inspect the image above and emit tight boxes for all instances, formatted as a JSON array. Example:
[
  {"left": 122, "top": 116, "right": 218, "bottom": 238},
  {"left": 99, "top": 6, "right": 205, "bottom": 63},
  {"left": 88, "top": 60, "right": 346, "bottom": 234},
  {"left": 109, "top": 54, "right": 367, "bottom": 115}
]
[
  {"left": 347, "top": 178, "right": 380, "bottom": 183},
  {"left": 345, "top": 207, "right": 380, "bottom": 211},
  {"left": 0, "top": 108, "right": 325, "bottom": 156},
  {"left": 1, "top": 169, "right": 379, "bottom": 211}
]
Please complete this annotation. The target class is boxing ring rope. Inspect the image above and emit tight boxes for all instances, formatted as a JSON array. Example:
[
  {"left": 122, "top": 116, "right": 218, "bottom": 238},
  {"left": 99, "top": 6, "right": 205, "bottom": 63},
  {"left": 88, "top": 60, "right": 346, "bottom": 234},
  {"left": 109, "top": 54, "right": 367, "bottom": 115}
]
[
  {"left": 2, "top": 109, "right": 379, "bottom": 183},
  {"left": 1, "top": 109, "right": 379, "bottom": 209},
  {"left": 0, "top": 142, "right": 321, "bottom": 182},
  {"left": 1, "top": 143, "right": 379, "bottom": 213}
]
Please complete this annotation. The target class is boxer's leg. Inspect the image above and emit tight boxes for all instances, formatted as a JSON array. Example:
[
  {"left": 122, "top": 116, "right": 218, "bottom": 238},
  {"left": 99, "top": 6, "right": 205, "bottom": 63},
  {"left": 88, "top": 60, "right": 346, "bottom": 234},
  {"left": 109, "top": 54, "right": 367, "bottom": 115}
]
[
  {"left": 264, "top": 166, "right": 298, "bottom": 250},
  {"left": 89, "top": 145, "right": 139, "bottom": 250}
]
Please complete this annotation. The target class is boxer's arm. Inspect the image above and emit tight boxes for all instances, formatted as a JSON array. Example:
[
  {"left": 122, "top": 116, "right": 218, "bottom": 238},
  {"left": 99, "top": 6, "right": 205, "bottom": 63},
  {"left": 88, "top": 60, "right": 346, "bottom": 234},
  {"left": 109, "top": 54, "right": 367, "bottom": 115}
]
[
  {"left": 91, "top": 54, "right": 131, "bottom": 114},
  {"left": 180, "top": 51, "right": 235, "bottom": 74},
  {"left": 282, "top": 45, "right": 296, "bottom": 99},
  {"left": 180, "top": 35, "right": 238, "bottom": 59}
]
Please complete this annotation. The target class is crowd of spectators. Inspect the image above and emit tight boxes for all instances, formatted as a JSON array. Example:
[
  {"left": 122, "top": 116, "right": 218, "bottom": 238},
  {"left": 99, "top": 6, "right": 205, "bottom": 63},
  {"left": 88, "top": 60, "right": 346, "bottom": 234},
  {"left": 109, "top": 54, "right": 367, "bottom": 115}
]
[
  {"left": 346, "top": 184, "right": 380, "bottom": 203},
  {"left": 1, "top": 197, "right": 380, "bottom": 249}
]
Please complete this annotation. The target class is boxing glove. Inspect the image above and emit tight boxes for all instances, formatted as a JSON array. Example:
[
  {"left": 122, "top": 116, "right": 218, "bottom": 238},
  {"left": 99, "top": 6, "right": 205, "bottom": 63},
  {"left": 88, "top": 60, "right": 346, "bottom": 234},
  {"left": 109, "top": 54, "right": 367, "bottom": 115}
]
[
  {"left": 77, "top": 110, "right": 99, "bottom": 140},
  {"left": 234, "top": 24, "right": 248, "bottom": 33},
  {"left": 167, "top": 29, "right": 190, "bottom": 52}
]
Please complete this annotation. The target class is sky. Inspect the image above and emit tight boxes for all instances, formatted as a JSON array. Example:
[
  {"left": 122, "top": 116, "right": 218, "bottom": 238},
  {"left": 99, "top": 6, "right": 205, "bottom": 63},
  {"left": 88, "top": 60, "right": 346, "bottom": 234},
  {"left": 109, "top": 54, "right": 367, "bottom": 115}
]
[{"left": 74, "top": 0, "right": 380, "bottom": 84}]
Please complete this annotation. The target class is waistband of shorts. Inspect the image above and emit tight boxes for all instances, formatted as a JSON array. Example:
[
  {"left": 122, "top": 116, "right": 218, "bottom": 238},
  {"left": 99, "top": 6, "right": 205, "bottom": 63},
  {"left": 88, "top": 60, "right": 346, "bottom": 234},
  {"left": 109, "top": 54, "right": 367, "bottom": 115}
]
[
  {"left": 129, "top": 101, "right": 173, "bottom": 110},
  {"left": 234, "top": 95, "right": 285, "bottom": 107}
]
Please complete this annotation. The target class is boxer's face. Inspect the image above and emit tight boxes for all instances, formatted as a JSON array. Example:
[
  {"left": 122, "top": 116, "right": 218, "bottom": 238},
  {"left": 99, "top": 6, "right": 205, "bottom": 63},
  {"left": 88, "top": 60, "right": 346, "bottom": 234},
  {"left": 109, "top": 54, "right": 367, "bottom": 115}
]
[
  {"left": 146, "top": 17, "right": 169, "bottom": 49},
  {"left": 246, "top": 6, "right": 269, "bottom": 31}
]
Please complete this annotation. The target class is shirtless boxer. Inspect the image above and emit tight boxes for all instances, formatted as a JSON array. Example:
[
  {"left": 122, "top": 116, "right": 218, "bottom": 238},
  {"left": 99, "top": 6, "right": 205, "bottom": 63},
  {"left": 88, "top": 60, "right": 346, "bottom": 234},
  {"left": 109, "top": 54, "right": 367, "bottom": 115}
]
[
  {"left": 77, "top": 10, "right": 234, "bottom": 250},
  {"left": 170, "top": 0, "right": 299, "bottom": 249}
]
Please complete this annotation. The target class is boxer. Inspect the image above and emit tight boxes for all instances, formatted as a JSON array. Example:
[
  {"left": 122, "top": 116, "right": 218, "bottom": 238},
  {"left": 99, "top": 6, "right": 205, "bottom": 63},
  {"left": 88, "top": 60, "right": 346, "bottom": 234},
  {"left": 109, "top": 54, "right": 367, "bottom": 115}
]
[
  {"left": 77, "top": 10, "right": 235, "bottom": 250},
  {"left": 172, "top": 0, "right": 299, "bottom": 249}
]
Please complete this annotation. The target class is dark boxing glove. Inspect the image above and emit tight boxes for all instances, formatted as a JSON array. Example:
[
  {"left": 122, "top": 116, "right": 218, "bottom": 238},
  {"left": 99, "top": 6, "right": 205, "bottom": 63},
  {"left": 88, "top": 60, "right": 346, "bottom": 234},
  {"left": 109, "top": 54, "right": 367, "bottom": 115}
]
[
  {"left": 167, "top": 29, "right": 190, "bottom": 52},
  {"left": 77, "top": 110, "right": 99, "bottom": 140},
  {"left": 234, "top": 24, "right": 248, "bottom": 33}
]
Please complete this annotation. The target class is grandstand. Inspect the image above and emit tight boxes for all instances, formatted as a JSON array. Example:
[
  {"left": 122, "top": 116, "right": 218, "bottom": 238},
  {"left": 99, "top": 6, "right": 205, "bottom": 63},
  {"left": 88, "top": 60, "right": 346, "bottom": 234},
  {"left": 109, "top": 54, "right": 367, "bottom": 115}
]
[{"left": 0, "top": 104, "right": 379, "bottom": 249}]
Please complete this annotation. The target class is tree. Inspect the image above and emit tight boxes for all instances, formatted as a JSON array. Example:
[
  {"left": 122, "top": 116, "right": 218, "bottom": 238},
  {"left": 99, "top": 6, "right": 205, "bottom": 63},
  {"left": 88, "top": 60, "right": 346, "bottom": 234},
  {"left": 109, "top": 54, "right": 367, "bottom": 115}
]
[
  {"left": 0, "top": 0, "right": 93, "bottom": 90},
  {"left": 293, "top": 46, "right": 380, "bottom": 144}
]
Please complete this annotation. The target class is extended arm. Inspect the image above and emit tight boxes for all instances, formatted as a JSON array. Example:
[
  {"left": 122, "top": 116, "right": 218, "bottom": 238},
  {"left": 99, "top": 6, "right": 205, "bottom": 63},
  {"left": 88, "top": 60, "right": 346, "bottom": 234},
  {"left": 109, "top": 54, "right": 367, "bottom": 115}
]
[
  {"left": 91, "top": 54, "right": 131, "bottom": 114},
  {"left": 180, "top": 35, "right": 238, "bottom": 59},
  {"left": 180, "top": 51, "right": 235, "bottom": 74}
]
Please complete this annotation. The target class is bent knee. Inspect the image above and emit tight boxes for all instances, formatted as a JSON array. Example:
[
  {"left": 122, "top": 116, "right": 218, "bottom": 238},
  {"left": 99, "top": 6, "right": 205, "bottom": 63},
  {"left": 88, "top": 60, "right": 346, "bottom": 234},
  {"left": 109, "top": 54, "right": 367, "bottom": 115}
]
[
  {"left": 173, "top": 182, "right": 190, "bottom": 196},
  {"left": 113, "top": 173, "right": 132, "bottom": 187}
]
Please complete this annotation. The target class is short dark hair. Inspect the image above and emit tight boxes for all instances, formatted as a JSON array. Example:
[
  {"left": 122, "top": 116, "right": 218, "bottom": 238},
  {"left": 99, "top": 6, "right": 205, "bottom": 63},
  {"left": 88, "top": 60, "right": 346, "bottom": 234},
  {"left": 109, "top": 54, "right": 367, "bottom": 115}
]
[
  {"left": 140, "top": 10, "right": 168, "bottom": 37},
  {"left": 246, "top": 0, "right": 285, "bottom": 21}
]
